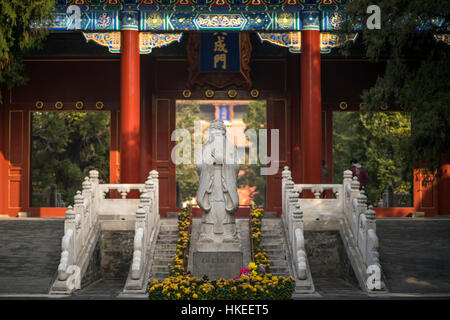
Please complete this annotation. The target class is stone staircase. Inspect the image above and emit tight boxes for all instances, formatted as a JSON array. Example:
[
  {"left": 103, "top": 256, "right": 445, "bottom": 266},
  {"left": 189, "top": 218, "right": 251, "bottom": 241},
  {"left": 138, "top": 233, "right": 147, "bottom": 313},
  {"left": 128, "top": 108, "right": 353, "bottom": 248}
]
[
  {"left": 377, "top": 218, "right": 450, "bottom": 294},
  {"left": 261, "top": 218, "right": 291, "bottom": 278},
  {"left": 0, "top": 219, "right": 64, "bottom": 294},
  {"left": 149, "top": 219, "right": 178, "bottom": 280}
]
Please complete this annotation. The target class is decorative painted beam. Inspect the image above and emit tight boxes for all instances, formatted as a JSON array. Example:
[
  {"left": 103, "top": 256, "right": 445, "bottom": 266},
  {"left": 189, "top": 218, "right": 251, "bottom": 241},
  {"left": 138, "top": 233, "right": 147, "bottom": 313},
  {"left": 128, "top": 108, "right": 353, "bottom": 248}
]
[
  {"left": 257, "top": 31, "right": 357, "bottom": 53},
  {"left": 33, "top": 0, "right": 346, "bottom": 32},
  {"left": 83, "top": 31, "right": 183, "bottom": 53}
]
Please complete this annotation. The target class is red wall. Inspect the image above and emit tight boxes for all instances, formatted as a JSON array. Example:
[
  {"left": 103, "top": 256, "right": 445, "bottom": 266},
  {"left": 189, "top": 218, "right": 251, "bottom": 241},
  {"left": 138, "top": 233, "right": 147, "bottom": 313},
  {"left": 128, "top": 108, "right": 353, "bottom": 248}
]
[{"left": 1, "top": 56, "right": 443, "bottom": 218}]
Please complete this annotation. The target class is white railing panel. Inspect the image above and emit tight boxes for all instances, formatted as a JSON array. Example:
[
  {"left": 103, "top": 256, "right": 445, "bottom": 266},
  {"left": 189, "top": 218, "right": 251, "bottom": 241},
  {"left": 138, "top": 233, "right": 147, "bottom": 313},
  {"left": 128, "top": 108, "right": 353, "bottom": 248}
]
[{"left": 281, "top": 166, "right": 384, "bottom": 292}]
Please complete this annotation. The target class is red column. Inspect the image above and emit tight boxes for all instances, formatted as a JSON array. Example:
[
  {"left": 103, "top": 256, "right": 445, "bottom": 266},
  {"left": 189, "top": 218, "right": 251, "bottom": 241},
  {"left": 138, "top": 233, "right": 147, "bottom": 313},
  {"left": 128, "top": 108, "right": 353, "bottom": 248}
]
[
  {"left": 0, "top": 106, "right": 5, "bottom": 215},
  {"left": 438, "top": 163, "right": 450, "bottom": 215},
  {"left": 140, "top": 57, "right": 152, "bottom": 182},
  {"left": 301, "top": 30, "right": 322, "bottom": 183},
  {"left": 121, "top": 30, "right": 140, "bottom": 183}
]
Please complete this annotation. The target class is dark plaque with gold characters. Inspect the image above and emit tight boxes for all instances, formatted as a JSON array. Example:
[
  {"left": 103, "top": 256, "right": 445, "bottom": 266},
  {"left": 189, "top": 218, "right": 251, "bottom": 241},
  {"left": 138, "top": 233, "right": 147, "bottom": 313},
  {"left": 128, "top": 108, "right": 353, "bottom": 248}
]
[{"left": 187, "top": 32, "right": 252, "bottom": 90}]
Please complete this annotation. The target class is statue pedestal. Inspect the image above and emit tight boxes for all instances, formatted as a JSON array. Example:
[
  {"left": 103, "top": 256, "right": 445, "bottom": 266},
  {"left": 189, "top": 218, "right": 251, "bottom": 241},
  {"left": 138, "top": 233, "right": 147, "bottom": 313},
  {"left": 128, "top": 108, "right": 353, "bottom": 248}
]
[{"left": 193, "top": 242, "right": 243, "bottom": 280}]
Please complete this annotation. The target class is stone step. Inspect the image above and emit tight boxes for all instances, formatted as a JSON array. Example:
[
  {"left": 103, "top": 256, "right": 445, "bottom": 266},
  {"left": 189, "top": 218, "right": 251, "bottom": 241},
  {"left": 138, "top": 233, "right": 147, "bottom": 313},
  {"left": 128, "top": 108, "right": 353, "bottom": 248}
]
[
  {"left": 153, "top": 258, "right": 172, "bottom": 265},
  {"left": 154, "top": 248, "right": 175, "bottom": 254},
  {"left": 152, "top": 265, "right": 170, "bottom": 273},
  {"left": 261, "top": 221, "right": 282, "bottom": 226},
  {"left": 152, "top": 272, "right": 170, "bottom": 280},
  {"left": 155, "top": 243, "right": 178, "bottom": 249},
  {"left": 157, "top": 236, "right": 178, "bottom": 241},
  {"left": 154, "top": 253, "right": 174, "bottom": 259},
  {"left": 262, "top": 238, "right": 284, "bottom": 247},
  {"left": 268, "top": 259, "right": 289, "bottom": 267},
  {"left": 261, "top": 233, "right": 283, "bottom": 239},
  {"left": 157, "top": 231, "right": 179, "bottom": 237},
  {"left": 265, "top": 253, "right": 287, "bottom": 260},
  {"left": 261, "top": 228, "right": 282, "bottom": 233},
  {"left": 159, "top": 225, "right": 178, "bottom": 232},
  {"left": 262, "top": 244, "right": 285, "bottom": 251},
  {"left": 271, "top": 273, "right": 291, "bottom": 278},
  {"left": 269, "top": 265, "right": 289, "bottom": 272},
  {"left": 261, "top": 225, "right": 282, "bottom": 230}
]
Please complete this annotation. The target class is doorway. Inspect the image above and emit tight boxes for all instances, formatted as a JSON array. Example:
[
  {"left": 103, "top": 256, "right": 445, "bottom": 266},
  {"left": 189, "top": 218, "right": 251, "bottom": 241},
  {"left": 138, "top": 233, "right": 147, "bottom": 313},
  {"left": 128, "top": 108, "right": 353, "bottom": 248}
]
[{"left": 175, "top": 100, "right": 268, "bottom": 210}]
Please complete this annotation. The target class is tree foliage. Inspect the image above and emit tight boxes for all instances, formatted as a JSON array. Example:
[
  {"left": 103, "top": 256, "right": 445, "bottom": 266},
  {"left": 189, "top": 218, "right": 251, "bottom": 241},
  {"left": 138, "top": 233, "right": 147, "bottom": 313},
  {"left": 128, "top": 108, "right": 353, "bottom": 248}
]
[
  {"left": 333, "top": 111, "right": 412, "bottom": 205},
  {"left": 237, "top": 100, "right": 267, "bottom": 207},
  {"left": 339, "top": 0, "right": 450, "bottom": 178},
  {"left": 175, "top": 102, "right": 203, "bottom": 204},
  {"left": 0, "top": 0, "right": 55, "bottom": 101},
  {"left": 31, "top": 112, "right": 110, "bottom": 206}
]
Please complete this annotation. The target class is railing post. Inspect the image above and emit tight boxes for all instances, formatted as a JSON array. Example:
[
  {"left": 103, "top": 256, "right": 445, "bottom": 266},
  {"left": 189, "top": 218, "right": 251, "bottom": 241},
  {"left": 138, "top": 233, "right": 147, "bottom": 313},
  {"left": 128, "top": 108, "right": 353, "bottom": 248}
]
[
  {"left": 135, "top": 204, "right": 146, "bottom": 232},
  {"left": 82, "top": 177, "right": 92, "bottom": 231},
  {"left": 140, "top": 192, "right": 151, "bottom": 241},
  {"left": 74, "top": 191, "right": 84, "bottom": 251},
  {"left": 292, "top": 202, "right": 306, "bottom": 280},
  {"left": 150, "top": 170, "right": 159, "bottom": 218},
  {"left": 57, "top": 206, "right": 76, "bottom": 281},
  {"left": 358, "top": 190, "right": 368, "bottom": 215},
  {"left": 65, "top": 205, "right": 76, "bottom": 264},
  {"left": 365, "top": 205, "right": 379, "bottom": 266},
  {"left": 131, "top": 204, "right": 146, "bottom": 280},
  {"left": 282, "top": 167, "right": 292, "bottom": 217},
  {"left": 351, "top": 176, "right": 360, "bottom": 196},
  {"left": 89, "top": 170, "right": 99, "bottom": 223},
  {"left": 65, "top": 206, "right": 76, "bottom": 262},
  {"left": 287, "top": 187, "right": 299, "bottom": 241}
]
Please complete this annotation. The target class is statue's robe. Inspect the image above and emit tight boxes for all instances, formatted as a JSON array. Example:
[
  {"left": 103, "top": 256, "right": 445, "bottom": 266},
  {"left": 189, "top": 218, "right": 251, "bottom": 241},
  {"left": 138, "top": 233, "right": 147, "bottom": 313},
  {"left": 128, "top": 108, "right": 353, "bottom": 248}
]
[{"left": 196, "top": 137, "right": 239, "bottom": 234}]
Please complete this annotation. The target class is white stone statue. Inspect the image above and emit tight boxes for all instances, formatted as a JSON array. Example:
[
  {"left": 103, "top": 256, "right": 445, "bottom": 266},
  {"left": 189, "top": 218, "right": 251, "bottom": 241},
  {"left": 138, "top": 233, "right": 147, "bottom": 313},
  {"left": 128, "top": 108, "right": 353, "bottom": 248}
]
[{"left": 196, "top": 119, "right": 240, "bottom": 243}]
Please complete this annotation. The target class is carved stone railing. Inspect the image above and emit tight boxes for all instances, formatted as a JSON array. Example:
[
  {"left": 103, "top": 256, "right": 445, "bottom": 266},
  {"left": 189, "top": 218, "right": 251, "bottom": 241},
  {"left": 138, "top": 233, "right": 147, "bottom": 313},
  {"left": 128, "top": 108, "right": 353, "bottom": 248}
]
[
  {"left": 281, "top": 166, "right": 385, "bottom": 292},
  {"left": 281, "top": 167, "right": 312, "bottom": 289},
  {"left": 51, "top": 170, "right": 100, "bottom": 294},
  {"left": 95, "top": 183, "right": 147, "bottom": 217},
  {"left": 341, "top": 170, "right": 384, "bottom": 291},
  {"left": 51, "top": 170, "right": 160, "bottom": 294},
  {"left": 126, "top": 171, "right": 160, "bottom": 292}
]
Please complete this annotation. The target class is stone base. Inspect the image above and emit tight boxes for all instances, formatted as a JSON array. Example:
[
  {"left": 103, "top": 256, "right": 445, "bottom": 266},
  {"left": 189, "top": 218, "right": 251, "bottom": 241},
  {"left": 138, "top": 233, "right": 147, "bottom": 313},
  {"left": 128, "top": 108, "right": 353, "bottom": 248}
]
[{"left": 193, "top": 242, "right": 243, "bottom": 280}]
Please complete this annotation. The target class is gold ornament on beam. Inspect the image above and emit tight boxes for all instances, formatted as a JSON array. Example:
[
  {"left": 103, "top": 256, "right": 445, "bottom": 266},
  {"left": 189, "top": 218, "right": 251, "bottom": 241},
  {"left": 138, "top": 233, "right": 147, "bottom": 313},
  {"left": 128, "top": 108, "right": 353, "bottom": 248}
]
[
  {"left": 228, "top": 89, "right": 238, "bottom": 99},
  {"left": 250, "top": 89, "right": 259, "bottom": 98},
  {"left": 75, "top": 101, "right": 84, "bottom": 110},
  {"left": 182, "top": 89, "right": 192, "bottom": 99},
  {"left": 35, "top": 101, "right": 44, "bottom": 110},
  {"left": 205, "top": 89, "right": 215, "bottom": 99},
  {"left": 55, "top": 101, "right": 63, "bottom": 110},
  {"left": 339, "top": 101, "right": 348, "bottom": 110},
  {"left": 96, "top": 101, "right": 104, "bottom": 110}
]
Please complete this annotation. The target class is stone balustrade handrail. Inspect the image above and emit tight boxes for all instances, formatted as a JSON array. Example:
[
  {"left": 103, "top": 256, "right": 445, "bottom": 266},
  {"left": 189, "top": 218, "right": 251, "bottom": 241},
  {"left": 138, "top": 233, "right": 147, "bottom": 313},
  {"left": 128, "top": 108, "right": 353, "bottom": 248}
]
[
  {"left": 130, "top": 170, "right": 160, "bottom": 282},
  {"left": 99, "top": 184, "right": 146, "bottom": 199},
  {"left": 293, "top": 183, "right": 343, "bottom": 199},
  {"left": 281, "top": 166, "right": 384, "bottom": 292},
  {"left": 52, "top": 170, "right": 100, "bottom": 293},
  {"left": 51, "top": 170, "right": 160, "bottom": 294},
  {"left": 281, "top": 167, "right": 308, "bottom": 281}
]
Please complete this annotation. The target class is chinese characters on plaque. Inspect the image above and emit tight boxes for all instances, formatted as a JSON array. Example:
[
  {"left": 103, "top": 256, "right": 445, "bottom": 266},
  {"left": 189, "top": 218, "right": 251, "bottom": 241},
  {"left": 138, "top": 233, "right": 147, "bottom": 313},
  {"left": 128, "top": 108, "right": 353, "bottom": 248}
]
[{"left": 200, "top": 32, "right": 240, "bottom": 72}]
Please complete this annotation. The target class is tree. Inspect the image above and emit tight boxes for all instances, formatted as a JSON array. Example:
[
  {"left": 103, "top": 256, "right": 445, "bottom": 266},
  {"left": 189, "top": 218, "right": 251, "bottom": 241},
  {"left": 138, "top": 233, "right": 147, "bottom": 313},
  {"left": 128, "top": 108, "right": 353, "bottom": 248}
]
[
  {"left": 238, "top": 100, "right": 267, "bottom": 207},
  {"left": 333, "top": 111, "right": 412, "bottom": 205},
  {"left": 0, "top": 0, "right": 56, "bottom": 101},
  {"left": 31, "top": 112, "right": 110, "bottom": 206},
  {"left": 175, "top": 101, "right": 203, "bottom": 204},
  {"left": 339, "top": 0, "right": 450, "bottom": 180}
]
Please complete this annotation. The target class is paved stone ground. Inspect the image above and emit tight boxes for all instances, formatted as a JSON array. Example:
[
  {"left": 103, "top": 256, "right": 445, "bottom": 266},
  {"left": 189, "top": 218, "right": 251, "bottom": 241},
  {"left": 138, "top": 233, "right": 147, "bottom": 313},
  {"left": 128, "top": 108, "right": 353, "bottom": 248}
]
[
  {"left": 377, "top": 218, "right": 450, "bottom": 294},
  {"left": 70, "top": 279, "right": 127, "bottom": 300},
  {"left": 0, "top": 219, "right": 64, "bottom": 294},
  {"left": 1, "top": 217, "right": 450, "bottom": 300}
]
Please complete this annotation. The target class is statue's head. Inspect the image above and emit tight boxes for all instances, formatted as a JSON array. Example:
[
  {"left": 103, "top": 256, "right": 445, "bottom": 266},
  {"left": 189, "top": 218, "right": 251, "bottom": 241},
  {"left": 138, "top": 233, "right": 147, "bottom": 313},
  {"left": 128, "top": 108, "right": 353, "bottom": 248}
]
[{"left": 209, "top": 119, "right": 226, "bottom": 139}]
